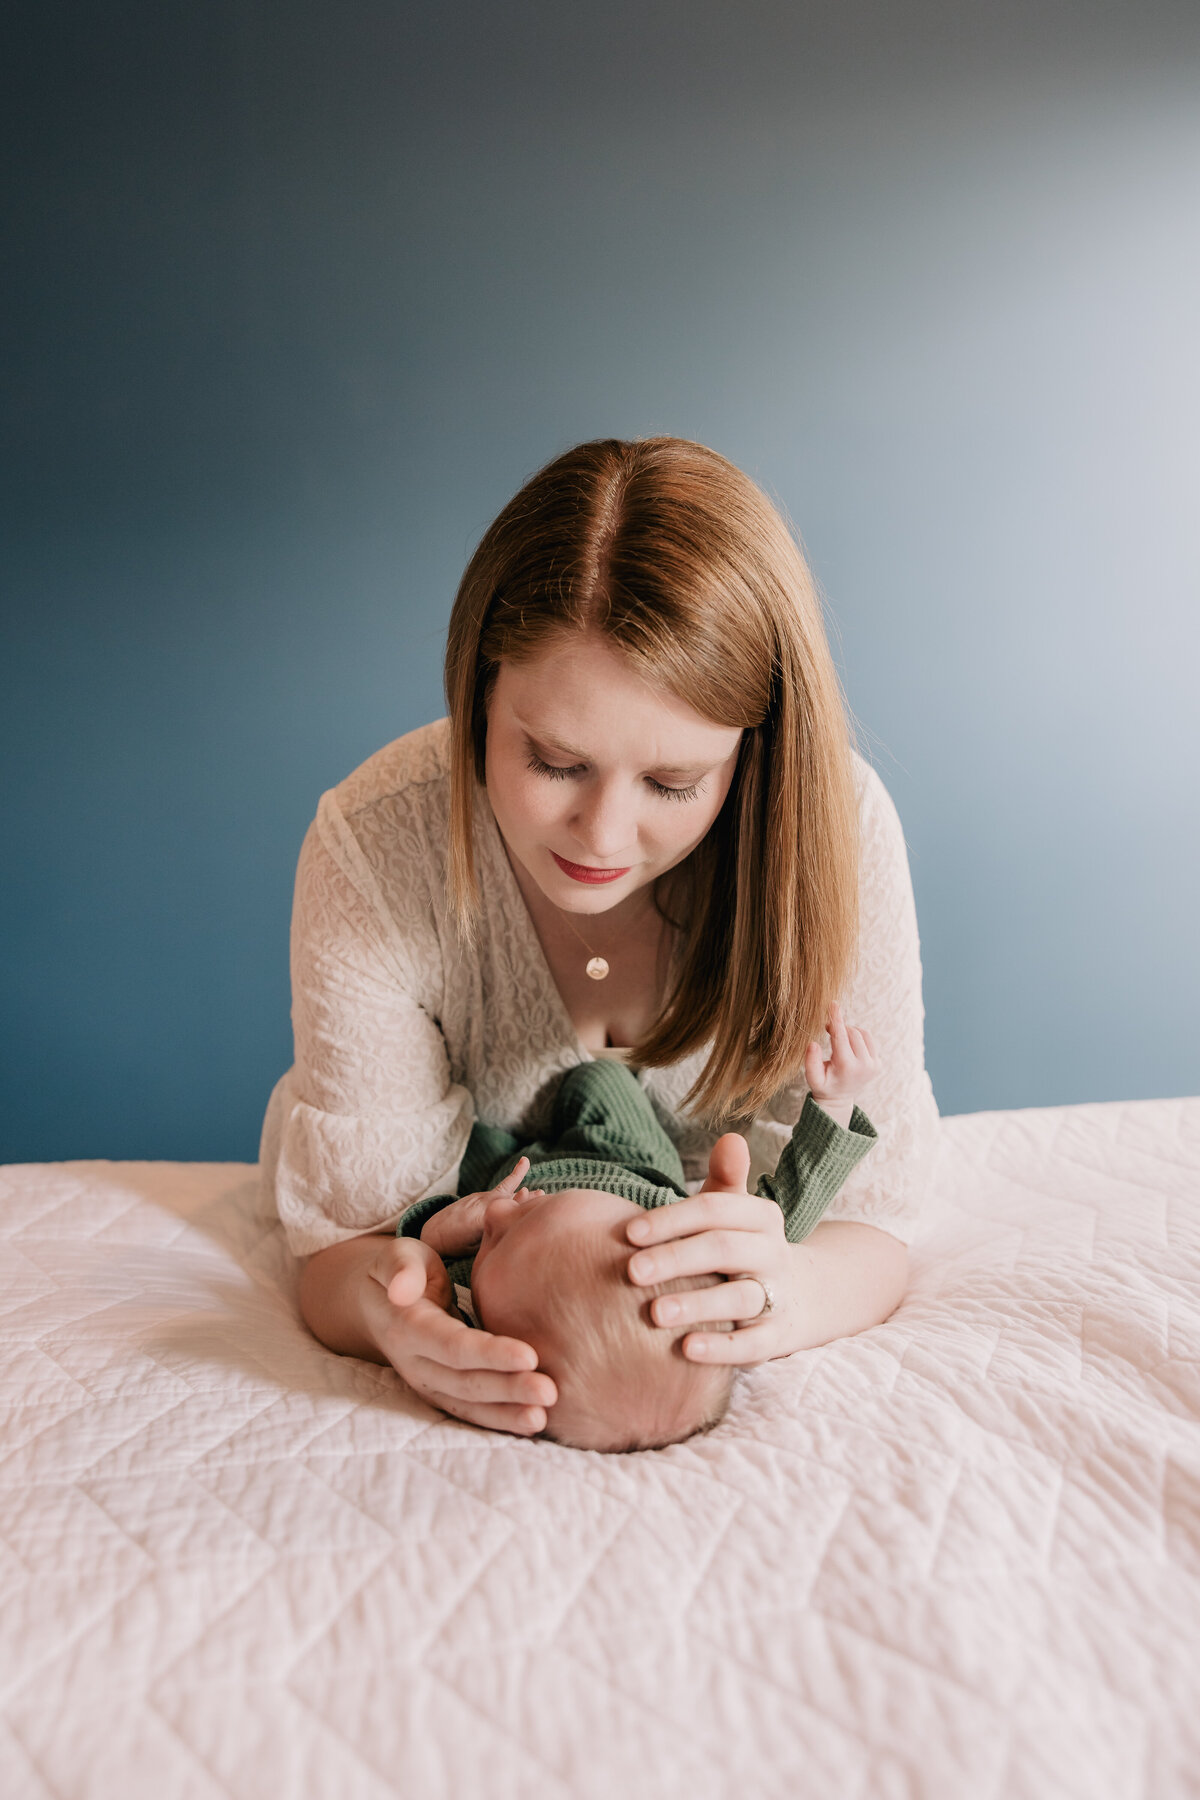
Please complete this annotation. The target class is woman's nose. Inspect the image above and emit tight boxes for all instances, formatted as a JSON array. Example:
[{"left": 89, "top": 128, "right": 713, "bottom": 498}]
[{"left": 570, "top": 781, "right": 635, "bottom": 859}]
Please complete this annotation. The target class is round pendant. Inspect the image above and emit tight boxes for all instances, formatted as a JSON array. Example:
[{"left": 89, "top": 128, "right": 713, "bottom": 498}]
[{"left": 585, "top": 956, "right": 610, "bottom": 981}]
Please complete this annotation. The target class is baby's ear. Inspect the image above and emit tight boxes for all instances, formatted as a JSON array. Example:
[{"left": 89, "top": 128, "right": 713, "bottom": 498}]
[{"left": 700, "top": 1133, "right": 751, "bottom": 1195}]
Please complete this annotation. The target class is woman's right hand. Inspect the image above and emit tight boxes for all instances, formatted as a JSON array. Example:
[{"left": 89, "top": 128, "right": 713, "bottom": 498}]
[
  {"left": 298, "top": 1195, "right": 556, "bottom": 1436},
  {"left": 362, "top": 1233, "right": 556, "bottom": 1434}
]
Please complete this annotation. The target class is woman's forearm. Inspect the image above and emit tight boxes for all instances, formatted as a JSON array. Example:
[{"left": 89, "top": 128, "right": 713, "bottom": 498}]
[{"left": 779, "top": 1221, "right": 908, "bottom": 1352}]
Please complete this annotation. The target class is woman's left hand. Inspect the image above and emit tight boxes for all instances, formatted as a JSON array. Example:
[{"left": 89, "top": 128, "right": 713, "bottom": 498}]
[{"left": 624, "top": 1134, "right": 799, "bottom": 1365}]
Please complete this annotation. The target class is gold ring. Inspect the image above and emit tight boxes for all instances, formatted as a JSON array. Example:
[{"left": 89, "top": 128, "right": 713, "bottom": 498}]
[{"left": 748, "top": 1277, "right": 774, "bottom": 1321}]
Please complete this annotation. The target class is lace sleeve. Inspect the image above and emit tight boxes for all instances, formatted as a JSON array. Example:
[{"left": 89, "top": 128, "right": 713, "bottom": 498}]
[
  {"left": 259, "top": 793, "right": 474, "bottom": 1256},
  {"left": 744, "top": 760, "right": 939, "bottom": 1245}
]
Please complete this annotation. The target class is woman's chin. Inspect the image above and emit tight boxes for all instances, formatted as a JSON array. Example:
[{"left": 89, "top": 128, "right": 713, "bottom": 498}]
[{"left": 542, "top": 861, "right": 638, "bottom": 906}]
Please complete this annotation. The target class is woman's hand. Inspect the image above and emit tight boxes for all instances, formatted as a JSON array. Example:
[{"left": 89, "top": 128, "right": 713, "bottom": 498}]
[
  {"left": 297, "top": 1178, "right": 556, "bottom": 1436},
  {"left": 623, "top": 1132, "right": 908, "bottom": 1362},
  {"left": 624, "top": 1133, "right": 797, "bottom": 1364}
]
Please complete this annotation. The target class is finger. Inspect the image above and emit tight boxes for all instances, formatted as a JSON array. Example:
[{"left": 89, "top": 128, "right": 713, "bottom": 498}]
[
  {"left": 804, "top": 1038, "right": 826, "bottom": 1089},
  {"left": 629, "top": 1229, "right": 766, "bottom": 1285},
  {"left": 422, "top": 1159, "right": 538, "bottom": 1256},
  {"left": 650, "top": 1277, "right": 770, "bottom": 1328},
  {"left": 382, "top": 1244, "right": 431, "bottom": 1309},
  {"left": 386, "top": 1295, "right": 542, "bottom": 1372},
  {"left": 494, "top": 1156, "right": 531, "bottom": 1191},
  {"left": 406, "top": 1360, "right": 557, "bottom": 1408},
  {"left": 681, "top": 1323, "right": 776, "bottom": 1366},
  {"left": 859, "top": 1025, "right": 877, "bottom": 1059},
  {"left": 626, "top": 1190, "right": 779, "bottom": 1249},
  {"left": 421, "top": 1192, "right": 489, "bottom": 1256},
  {"left": 828, "top": 1002, "right": 852, "bottom": 1066},
  {"left": 699, "top": 1132, "right": 751, "bottom": 1194},
  {"left": 421, "top": 1394, "right": 550, "bottom": 1436},
  {"left": 847, "top": 1025, "right": 871, "bottom": 1074}
]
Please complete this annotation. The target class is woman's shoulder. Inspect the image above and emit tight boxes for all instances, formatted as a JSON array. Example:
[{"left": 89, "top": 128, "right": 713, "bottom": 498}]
[
  {"left": 328, "top": 717, "right": 452, "bottom": 824},
  {"left": 850, "top": 746, "right": 896, "bottom": 819},
  {"left": 301, "top": 720, "right": 455, "bottom": 973},
  {"left": 849, "top": 745, "right": 906, "bottom": 856}
]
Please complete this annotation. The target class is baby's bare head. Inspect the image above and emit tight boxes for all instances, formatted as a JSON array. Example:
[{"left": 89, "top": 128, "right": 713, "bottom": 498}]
[{"left": 471, "top": 1188, "right": 734, "bottom": 1453}]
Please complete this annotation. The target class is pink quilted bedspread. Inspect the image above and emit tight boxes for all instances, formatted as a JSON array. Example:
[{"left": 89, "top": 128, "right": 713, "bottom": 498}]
[{"left": 2, "top": 1098, "right": 1199, "bottom": 1799}]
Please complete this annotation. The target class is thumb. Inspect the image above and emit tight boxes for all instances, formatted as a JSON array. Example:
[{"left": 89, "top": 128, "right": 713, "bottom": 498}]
[
  {"left": 803, "top": 1038, "right": 826, "bottom": 1093},
  {"left": 384, "top": 1240, "right": 431, "bottom": 1309},
  {"left": 702, "top": 1132, "right": 751, "bottom": 1194}
]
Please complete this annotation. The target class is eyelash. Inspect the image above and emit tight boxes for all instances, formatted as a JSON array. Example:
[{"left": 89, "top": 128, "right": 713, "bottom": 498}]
[{"left": 526, "top": 752, "right": 701, "bottom": 803}]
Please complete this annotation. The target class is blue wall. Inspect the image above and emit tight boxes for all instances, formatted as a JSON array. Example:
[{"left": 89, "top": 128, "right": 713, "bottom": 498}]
[{"left": 4, "top": 2, "right": 1199, "bottom": 1161}]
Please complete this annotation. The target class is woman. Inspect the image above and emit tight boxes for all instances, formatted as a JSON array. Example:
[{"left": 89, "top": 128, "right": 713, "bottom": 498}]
[{"left": 262, "top": 437, "right": 939, "bottom": 1435}]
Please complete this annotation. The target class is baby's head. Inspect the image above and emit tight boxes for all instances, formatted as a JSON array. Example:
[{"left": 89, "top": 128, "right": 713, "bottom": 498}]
[{"left": 471, "top": 1187, "right": 734, "bottom": 1453}]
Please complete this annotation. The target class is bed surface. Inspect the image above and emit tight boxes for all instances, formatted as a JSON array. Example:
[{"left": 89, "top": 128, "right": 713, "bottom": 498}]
[{"left": 2, "top": 1097, "right": 1199, "bottom": 1800}]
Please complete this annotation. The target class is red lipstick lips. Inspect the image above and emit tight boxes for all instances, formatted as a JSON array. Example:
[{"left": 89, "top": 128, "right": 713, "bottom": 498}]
[{"left": 550, "top": 852, "right": 631, "bottom": 884}]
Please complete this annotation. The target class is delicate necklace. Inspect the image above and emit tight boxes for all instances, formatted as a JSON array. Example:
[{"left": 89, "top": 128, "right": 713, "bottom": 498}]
[
  {"left": 557, "top": 896, "right": 669, "bottom": 983},
  {"left": 559, "top": 911, "right": 612, "bottom": 981}
]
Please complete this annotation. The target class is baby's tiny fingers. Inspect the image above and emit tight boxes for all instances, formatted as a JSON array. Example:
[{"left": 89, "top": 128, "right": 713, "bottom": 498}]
[
  {"left": 828, "top": 1004, "right": 852, "bottom": 1057},
  {"left": 494, "top": 1157, "right": 531, "bottom": 1193}
]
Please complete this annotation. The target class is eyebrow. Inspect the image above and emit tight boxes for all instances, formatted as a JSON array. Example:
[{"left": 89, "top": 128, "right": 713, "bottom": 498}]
[{"left": 523, "top": 727, "right": 713, "bottom": 781}]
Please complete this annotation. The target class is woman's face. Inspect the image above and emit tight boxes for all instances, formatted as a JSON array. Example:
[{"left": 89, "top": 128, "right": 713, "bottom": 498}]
[{"left": 484, "top": 633, "right": 743, "bottom": 915}]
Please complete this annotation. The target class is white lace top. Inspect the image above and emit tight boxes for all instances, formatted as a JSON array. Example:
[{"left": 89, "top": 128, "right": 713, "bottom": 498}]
[{"left": 260, "top": 719, "right": 939, "bottom": 1255}]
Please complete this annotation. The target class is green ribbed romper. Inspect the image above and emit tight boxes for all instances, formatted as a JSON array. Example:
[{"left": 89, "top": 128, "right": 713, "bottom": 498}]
[{"left": 398, "top": 1058, "right": 876, "bottom": 1287}]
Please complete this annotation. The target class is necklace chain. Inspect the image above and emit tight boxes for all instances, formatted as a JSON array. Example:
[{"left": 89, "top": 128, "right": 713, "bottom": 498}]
[
  {"left": 559, "top": 910, "right": 611, "bottom": 981},
  {"left": 556, "top": 895, "right": 667, "bottom": 984}
]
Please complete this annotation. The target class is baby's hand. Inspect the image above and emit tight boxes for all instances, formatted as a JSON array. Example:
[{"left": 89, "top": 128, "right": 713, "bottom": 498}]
[
  {"left": 802, "top": 1003, "right": 879, "bottom": 1127},
  {"left": 420, "top": 1159, "right": 546, "bottom": 1258}
]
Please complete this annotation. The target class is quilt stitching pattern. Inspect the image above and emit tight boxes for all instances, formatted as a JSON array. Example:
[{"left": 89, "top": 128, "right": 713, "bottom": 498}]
[{"left": 2, "top": 1098, "right": 1199, "bottom": 1799}]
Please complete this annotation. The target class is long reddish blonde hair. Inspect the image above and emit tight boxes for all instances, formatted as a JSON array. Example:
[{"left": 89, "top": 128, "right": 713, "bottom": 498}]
[{"left": 444, "top": 437, "right": 859, "bottom": 1122}]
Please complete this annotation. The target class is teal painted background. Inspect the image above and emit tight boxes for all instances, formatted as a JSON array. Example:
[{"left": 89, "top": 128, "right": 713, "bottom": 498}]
[{"left": 3, "top": 2, "right": 1199, "bottom": 1161}]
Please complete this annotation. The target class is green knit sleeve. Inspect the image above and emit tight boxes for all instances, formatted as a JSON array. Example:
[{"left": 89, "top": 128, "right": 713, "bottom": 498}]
[{"left": 755, "top": 1095, "right": 878, "bottom": 1243}]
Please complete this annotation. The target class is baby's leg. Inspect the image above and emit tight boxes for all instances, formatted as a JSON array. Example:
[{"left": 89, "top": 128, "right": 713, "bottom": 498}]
[{"left": 544, "top": 1060, "right": 687, "bottom": 1190}]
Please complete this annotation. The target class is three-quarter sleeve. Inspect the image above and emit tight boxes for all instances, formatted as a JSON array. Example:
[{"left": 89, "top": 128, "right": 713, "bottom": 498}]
[
  {"left": 744, "top": 759, "right": 939, "bottom": 1245},
  {"left": 259, "top": 790, "right": 475, "bottom": 1256}
]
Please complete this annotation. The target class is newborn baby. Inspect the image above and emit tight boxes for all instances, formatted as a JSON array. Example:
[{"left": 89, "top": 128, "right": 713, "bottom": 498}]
[
  {"left": 400, "top": 1039, "right": 877, "bottom": 1452},
  {"left": 469, "top": 1185, "right": 737, "bottom": 1452}
]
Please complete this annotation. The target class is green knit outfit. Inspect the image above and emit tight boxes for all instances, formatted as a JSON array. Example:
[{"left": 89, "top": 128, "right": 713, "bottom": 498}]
[{"left": 398, "top": 1058, "right": 877, "bottom": 1287}]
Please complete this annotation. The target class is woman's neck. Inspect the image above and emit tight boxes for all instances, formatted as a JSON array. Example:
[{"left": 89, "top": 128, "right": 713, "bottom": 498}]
[
  {"left": 501, "top": 840, "right": 674, "bottom": 1051},
  {"left": 503, "top": 841, "right": 664, "bottom": 947}
]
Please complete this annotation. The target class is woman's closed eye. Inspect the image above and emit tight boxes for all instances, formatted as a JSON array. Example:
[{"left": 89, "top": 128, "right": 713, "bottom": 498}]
[
  {"left": 525, "top": 750, "right": 701, "bottom": 803},
  {"left": 646, "top": 777, "right": 702, "bottom": 802}
]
